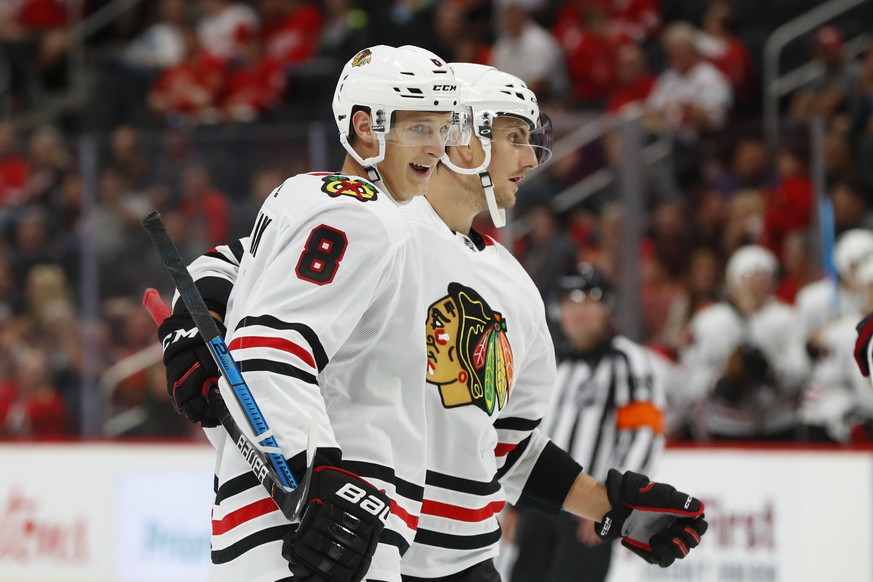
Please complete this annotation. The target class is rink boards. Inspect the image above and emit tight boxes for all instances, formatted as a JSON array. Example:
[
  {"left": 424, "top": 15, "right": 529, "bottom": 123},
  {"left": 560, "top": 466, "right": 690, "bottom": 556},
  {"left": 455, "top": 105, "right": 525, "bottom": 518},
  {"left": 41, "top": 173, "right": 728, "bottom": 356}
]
[{"left": 0, "top": 442, "right": 870, "bottom": 582}]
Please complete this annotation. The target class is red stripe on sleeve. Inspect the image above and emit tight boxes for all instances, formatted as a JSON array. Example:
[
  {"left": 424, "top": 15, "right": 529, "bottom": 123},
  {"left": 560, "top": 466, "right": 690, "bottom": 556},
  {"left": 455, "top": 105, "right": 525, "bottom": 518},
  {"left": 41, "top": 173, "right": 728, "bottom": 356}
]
[
  {"left": 391, "top": 499, "right": 420, "bottom": 531},
  {"left": 421, "top": 499, "right": 506, "bottom": 522},
  {"left": 228, "top": 336, "right": 316, "bottom": 369},
  {"left": 212, "top": 498, "right": 279, "bottom": 535}
]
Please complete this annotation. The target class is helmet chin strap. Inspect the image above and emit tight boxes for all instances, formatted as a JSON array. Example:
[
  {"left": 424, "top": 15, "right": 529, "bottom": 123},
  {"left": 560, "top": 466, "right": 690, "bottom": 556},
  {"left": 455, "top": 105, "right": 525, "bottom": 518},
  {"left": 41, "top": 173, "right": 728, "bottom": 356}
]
[
  {"left": 480, "top": 171, "right": 506, "bottom": 228},
  {"left": 442, "top": 139, "right": 506, "bottom": 228},
  {"left": 339, "top": 132, "right": 387, "bottom": 195}
]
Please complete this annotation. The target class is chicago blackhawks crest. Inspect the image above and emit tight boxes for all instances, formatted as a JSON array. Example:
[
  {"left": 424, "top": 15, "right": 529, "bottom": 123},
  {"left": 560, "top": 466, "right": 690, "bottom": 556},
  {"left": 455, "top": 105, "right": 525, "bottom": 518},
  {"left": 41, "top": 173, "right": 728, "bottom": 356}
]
[
  {"left": 320, "top": 174, "right": 378, "bottom": 202},
  {"left": 425, "top": 282, "right": 514, "bottom": 415}
]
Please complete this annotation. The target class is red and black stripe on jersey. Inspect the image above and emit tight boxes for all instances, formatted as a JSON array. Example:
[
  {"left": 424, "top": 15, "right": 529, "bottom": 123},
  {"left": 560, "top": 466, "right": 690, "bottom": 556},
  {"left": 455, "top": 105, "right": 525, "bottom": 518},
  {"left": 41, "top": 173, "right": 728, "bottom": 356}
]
[{"left": 233, "top": 314, "right": 328, "bottom": 372}]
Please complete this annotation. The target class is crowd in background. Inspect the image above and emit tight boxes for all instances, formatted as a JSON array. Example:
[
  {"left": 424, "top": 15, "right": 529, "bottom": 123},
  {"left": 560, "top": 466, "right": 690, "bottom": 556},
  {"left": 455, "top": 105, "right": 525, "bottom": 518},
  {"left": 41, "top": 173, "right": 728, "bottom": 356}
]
[{"left": 1, "top": 0, "right": 873, "bottom": 443}]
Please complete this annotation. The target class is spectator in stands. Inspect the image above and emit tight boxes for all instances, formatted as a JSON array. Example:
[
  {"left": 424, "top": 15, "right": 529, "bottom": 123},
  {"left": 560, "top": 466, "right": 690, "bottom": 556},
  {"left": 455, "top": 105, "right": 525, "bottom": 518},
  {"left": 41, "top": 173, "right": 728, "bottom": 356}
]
[
  {"left": 680, "top": 245, "right": 809, "bottom": 441},
  {"left": 606, "top": 42, "right": 656, "bottom": 115},
  {"left": 850, "top": 40, "right": 873, "bottom": 133},
  {"left": 105, "top": 125, "right": 151, "bottom": 190},
  {"left": 722, "top": 188, "right": 764, "bottom": 255},
  {"left": 0, "top": 123, "right": 29, "bottom": 209},
  {"left": 197, "top": 0, "right": 260, "bottom": 61},
  {"left": 697, "top": 1, "right": 754, "bottom": 104},
  {"left": 123, "top": 0, "right": 189, "bottom": 70},
  {"left": 1, "top": 346, "right": 67, "bottom": 439},
  {"left": 23, "top": 124, "right": 69, "bottom": 209},
  {"left": 660, "top": 247, "right": 720, "bottom": 350},
  {"left": 553, "top": 0, "right": 661, "bottom": 46},
  {"left": 258, "top": 0, "right": 323, "bottom": 67},
  {"left": 432, "top": 0, "right": 492, "bottom": 65},
  {"left": 7, "top": 207, "right": 76, "bottom": 284},
  {"left": 605, "top": 0, "right": 661, "bottom": 45},
  {"left": 493, "top": 0, "right": 566, "bottom": 101},
  {"left": 789, "top": 25, "right": 859, "bottom": 124},
  {"left": 775, "top": 230, "right": 815, "bottom": 304},
  {"left": 832, "top": 179, "right": 873, "bottom": 233},
  {"left": 148, "top": 25, "right": 227, "bottom": 125},
  {"left": 556, "top": 3, "right": 624, "bottom": 106},
  {"left": 710, "top": 137, "right": 775, "bottom": 198},
  {"left": 179, "top": 163, "right": 230, "bottom": 248},
  {"left": 520, "top": 204, "right": 578, "bottom": 305},
  {"left": 221, "top": 35, "right": 286, "bottom": 123},
  {"left": 761, "top": 142, "right": 813, "bottom": 260},
  {"left": 319, "top": 0, "right": 375, "bottom": 66},
  {"left": 645, "top": 22, "right": 733, "bottom": 139}
]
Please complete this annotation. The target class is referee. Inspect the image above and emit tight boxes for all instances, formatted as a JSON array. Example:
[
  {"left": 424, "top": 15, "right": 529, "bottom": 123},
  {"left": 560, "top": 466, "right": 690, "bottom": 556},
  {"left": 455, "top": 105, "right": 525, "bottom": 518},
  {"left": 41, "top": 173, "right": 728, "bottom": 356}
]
[{"left": 508, "top": 264, "right": 666, "bottom": 582}]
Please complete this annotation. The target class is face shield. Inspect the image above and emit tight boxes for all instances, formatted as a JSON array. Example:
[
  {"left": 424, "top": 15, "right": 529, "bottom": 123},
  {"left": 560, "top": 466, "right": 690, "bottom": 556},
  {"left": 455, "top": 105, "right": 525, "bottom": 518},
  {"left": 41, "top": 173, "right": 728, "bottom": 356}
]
[{"left": 383, "top": 114, "right": 456, "bottom": 149}]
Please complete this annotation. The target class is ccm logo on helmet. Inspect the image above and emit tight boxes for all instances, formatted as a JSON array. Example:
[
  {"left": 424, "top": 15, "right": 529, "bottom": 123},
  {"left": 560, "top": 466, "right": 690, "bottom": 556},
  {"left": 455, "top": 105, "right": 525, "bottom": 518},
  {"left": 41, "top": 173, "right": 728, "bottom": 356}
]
[
  {"left": 433, "top": 85, "right": 457, "bottom": 91},
  {"left": 336, "top": 483, "right": 390, "bottom": 523}
]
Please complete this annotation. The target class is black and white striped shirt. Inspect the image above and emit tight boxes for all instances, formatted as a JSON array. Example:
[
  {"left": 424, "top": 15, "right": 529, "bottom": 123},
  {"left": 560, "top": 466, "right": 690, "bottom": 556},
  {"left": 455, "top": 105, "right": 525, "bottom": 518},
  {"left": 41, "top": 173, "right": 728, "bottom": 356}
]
[{"left": 541, "top": 336, "right": 666, "bottom": 481}]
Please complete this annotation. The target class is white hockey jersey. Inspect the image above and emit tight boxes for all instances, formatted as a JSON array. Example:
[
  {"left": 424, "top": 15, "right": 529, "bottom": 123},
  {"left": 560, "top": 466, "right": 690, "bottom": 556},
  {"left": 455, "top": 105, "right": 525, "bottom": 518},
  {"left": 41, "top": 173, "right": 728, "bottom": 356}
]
[
  {"left": 794, "top": 278, "right": 860, "bottom": 344},
  {"left": 186, "top": 194, "right": 562, "bottom": 580},
  {"left": 680, "top": 299, "right": 810, "bottom": 438},
  {"left": 190, "top": 172, "right": 428, "bottom": 582},
  {"left": 398, "top": 196, "right": 558, "bottom": 578},
  {"left": 801, "top": 313, "right": 873, "bottom": 441}
]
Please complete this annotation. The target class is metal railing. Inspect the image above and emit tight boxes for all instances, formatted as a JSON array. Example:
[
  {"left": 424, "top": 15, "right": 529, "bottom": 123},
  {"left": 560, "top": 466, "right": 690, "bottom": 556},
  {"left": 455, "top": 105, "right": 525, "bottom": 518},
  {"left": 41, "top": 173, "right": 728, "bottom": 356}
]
[
  {"left": 763, "top": 0, "right": 869, "bottom": 150},
  {"left": 100, "top": 343, "right": 164, "bottom": 437}
]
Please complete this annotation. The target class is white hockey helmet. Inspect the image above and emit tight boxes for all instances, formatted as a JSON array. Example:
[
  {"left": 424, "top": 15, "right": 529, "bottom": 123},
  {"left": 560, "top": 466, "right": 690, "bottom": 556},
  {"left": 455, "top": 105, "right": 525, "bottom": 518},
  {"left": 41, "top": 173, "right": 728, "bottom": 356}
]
[
  {"left": 443, "top": 62, "right": 553, "bottom": 227},
  {"left": 834, "top": 229, "right": 873, "bottom": 280},
  {"left": 332, "top": 45, "right": 460, "bottom": 184},
  {"left": 726, "top": 245, "right": 778, "bottom": 290},
  {"left": 854, "top": 254, "right": 873, "bottom": 288}
]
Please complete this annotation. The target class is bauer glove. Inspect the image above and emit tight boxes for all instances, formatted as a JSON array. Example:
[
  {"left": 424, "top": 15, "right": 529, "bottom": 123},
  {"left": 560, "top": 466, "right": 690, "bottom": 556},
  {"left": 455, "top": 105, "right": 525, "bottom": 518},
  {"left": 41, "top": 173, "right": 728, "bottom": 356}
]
[
  {"left": 283, "top": 466, "right": 390, "bottom": 582},
  {"left": 158, "top": 313, "right": 224, "bottom": 427},
  {"left": 595, "top": 469, "right": 708, "bottom": 567}
]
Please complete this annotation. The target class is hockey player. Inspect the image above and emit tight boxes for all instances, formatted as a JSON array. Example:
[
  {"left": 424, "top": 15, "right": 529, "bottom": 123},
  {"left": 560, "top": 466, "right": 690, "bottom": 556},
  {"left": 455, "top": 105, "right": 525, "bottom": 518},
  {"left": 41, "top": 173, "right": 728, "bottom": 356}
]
[
  {"left": 801, "top": 252, "right": 873, "bottom": 442},
  {"left": 797, "top": 229, "right": 873, "bottom": 347},
  {"left": 679, "top": 245, "right": 810, "bottom": 440},
  {"left": 161, "top": 63, "right": 708, "bottom": 582},
  {"left": 509, "top": 264, "right": 666, "bottom": 582},
  {"left": 157, "top": 45, "right": 461, "bottom": 582}
]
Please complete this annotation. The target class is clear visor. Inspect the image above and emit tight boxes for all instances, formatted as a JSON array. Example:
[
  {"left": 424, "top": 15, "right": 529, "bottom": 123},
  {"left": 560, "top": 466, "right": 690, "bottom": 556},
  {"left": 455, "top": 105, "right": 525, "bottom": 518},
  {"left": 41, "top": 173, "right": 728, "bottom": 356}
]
[
  {"left": 491, "top": 112, "right": 552, "bottom": 165},
  {"left": 384, "top": 116, "right": 456, "bottom": 148},
  {"left": 446, "top": 110, "right": 474, "bottom": 147},
  {"left": 531, "top": 112, "right": 553, "bottom": 165},
  {"left": 460, "top": 112, "right": 553, "bottom": 165}
]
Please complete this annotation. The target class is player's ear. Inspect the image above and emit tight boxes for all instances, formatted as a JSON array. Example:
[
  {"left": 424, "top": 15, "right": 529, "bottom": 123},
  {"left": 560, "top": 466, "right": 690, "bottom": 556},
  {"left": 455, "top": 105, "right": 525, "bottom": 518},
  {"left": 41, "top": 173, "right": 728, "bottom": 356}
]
[
  {"left": 351, "top": 110, "right": 376, "bottom": 147},
  {"left": 448, "top": 143, "right": 475, "bottom": 166}
]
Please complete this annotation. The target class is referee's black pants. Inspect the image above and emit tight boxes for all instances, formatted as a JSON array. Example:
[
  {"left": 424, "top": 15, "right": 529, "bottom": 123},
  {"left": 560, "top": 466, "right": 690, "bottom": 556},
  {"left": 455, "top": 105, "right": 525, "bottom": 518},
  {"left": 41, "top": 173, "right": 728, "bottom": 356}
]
[{"left": 510, "top": 511, "right": 612, "bottom": 582}]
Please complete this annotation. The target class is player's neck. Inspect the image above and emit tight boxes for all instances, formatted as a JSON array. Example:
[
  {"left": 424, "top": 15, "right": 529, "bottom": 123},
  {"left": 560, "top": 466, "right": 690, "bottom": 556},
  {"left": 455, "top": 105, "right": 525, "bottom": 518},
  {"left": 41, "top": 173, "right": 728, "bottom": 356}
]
[{"left": 427, "top": 168, "right": 480, "bottom": 234}]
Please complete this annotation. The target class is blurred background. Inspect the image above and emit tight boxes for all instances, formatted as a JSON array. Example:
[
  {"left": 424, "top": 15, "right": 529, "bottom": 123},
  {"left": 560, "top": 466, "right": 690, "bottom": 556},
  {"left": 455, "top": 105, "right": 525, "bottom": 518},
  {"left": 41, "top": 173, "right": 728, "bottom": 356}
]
[{"left": 1, "top": 0, "right": 873, "bottom": 580}]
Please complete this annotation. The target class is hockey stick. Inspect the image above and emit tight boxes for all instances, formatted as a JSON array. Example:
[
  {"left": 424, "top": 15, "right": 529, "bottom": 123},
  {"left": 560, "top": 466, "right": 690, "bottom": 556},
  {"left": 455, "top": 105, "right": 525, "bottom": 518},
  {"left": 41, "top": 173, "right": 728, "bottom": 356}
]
[{"left": 141, "top": 211, "right": 308, "bottom": 520}]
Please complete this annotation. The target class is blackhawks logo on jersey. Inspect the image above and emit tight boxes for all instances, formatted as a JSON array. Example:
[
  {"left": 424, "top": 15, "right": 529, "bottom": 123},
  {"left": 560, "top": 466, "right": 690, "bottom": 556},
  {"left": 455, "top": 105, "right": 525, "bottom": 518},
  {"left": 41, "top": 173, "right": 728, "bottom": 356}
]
[
  {"left": 425, "top": 282, "right": 514, "bottom": 415},
  {"left": 320, "top": 174, "right": 378, "bottom": 202}
]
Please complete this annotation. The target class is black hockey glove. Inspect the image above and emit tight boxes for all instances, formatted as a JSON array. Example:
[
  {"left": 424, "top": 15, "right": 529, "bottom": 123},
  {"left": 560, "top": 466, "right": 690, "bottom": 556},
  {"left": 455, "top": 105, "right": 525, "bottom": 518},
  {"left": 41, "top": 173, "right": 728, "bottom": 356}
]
[
  {"left": 854, "top": 312, "right": 873, "bottom": 377},
  {"left": 158, "top": 313, "right": 224, "bottom": 427},
  {"left": 282, "top": 466, "right": 390, "bottom": 582},
  {"left": 595, "top": 469, "right": 707, "bottom": 567}
]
